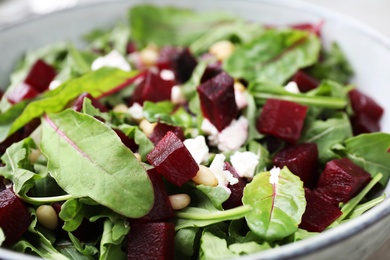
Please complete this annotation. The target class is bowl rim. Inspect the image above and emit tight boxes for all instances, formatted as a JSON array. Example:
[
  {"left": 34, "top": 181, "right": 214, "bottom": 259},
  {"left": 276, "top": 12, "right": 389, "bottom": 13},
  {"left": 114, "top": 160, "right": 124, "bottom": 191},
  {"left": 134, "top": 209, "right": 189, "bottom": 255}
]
[{"left": 1, "top": 0, "right": 390, "bottom": 259}]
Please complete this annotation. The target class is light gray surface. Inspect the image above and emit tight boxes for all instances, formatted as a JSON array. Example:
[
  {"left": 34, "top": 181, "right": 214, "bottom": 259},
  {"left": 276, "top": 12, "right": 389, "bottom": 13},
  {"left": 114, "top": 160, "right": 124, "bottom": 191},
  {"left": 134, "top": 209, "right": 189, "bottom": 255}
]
[{"left": 0, "top": 0, "right": 390, "bottom": 259}]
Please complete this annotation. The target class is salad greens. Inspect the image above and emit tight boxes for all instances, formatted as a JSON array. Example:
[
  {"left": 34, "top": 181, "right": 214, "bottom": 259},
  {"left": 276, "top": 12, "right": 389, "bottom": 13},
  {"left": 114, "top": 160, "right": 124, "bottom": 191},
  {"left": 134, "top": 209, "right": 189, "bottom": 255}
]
[{"left": 0, "top": 4, "right": 389, "bottom": 260}]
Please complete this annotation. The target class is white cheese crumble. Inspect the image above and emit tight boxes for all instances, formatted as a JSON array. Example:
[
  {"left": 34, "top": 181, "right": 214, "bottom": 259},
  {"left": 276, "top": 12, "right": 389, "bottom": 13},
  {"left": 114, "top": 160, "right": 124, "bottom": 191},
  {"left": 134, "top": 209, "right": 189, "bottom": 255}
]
[
  {"left": 209, "top": 154, "right": 238, "bottom": 189},
  {"left": 48, "top": 80, "right": 62, "bottom": 90},
  {"left": 230, "top": 151, "right": 259, "bottom": 179},
  {"left": 201, "top": 116, "right": 249, "bottom": 152},
  {"left": 128, "top": 103, "right": 143, "bottom": 121},
  {"left": 269, "top": 167, "right": 281, "bottom": 185},
  {"left": 234, "top": 89, "right": 248, "bottom": 110},
  {"left": 91, "top": 50, "right": 131, "bottom": 71},
  {"left": 183, "top": 136, "right": 209, "bottom": 164},
  {"left": 284, "top": 81, "right": 300, "bottom": 94},
  {"left": 171, "top": 85, "right": 186, "bottom": 104},
  {"left": 160, "top": 69, "right": 175, "bottom": 81}
]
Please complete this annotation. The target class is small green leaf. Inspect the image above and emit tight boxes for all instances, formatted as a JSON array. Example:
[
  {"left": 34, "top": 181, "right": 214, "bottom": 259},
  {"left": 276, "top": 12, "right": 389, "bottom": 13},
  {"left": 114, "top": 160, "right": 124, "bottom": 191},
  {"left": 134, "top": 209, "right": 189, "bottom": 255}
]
[
  {"left": 40, "top": 109, "right": 154, "bottom": 218},
  {"left": 196, "top": 185, "right": 231, "bottom": 210},
  {"left": 243, "top": 166, "right": 306, "bottom": 241}
]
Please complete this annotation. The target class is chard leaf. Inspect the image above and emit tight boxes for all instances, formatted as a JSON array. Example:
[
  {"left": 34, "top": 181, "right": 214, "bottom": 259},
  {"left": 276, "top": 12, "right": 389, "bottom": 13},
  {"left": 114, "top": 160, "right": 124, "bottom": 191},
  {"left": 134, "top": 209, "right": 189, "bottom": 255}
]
[
  {"left": 0, "top": 68, "right": 141, "bottom": 142},
  {"left": 242, "top": 166, "right": 306, "bottom": 241},
  {"left": 40, "top": 109, "right": 154, "bottom": 218},
  {"left": 336, "top": 133, "right": 390, "bottom": 186},
  {"left": 129, "top": 5, "right": 236, "bottom": 47},
  {"left": 224, "top": 29, "right": 320, "bottom": 84},
  {"left": 300, "top": 112, "right": 352, "bottom": 164}
]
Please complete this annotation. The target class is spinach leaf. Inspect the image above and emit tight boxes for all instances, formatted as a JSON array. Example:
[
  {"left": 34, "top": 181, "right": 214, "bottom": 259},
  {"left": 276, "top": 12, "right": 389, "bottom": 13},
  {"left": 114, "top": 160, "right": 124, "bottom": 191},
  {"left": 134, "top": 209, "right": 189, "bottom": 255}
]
[
  {"left": 40, "top": 109, "right": 154, "bottom": 218},
  {"left": 195, "top": 185, "right": 231, "bottom": 210},
  {"left": 174, "top": 227, "right": 199, "bottom": 260},
  {"left": 334, "top": 133, "right": 390, "bottom": 186},
  {"left": 0, "top": 68, "right": 141, "bottom": 142},
  {"left": 224, "top": 29, "right": 320, "bottom": 84},
  {"left": 300, "top": 112, "right": 352, "bottom": 164},
  {"left": 129, "top": 5, "right": 236, "bottom": 47},
  {"left": 242, "top": 167, "right": 306, "bottom": 241}
]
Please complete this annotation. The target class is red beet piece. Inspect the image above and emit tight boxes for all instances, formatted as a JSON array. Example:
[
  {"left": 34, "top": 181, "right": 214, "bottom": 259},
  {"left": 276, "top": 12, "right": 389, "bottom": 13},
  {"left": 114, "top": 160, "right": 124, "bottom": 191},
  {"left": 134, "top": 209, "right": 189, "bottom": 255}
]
[
  {"left": 6, "top": 83, "right": 39, "bottom": 104},
  {"left": 127, "top": 222, "right": 175, "bottom": 260},
  {"left": 222, "top": 162, "right": 247, "bottom": 210},
  {"left": 25, "top": 59, "right": 56, "bottom": 92},
  {"left": 149, "top": 122, "right": 184, "bottom": 145},
  {"left": 256, "top": 99, "right": 308, "bottom": 143},
  {"left": 273, "top": 143, "right": 319, "bottom": 188},
  {"left": 200, "top": 61, "right": 223, "bottom": 83},
  {"left": 113, "top": 128, "right": 138, "bottom": 152},
  {"left": 126, "top": 41, "right": 137, "bottom": 54},
  {"left": 147, "top": 131, "right": 199, "bottom": 186},
  {"left": 157, "top": 47, "right": 197, "bottom": 84},
  {"left": 0, "top": 188, "right": 31, "bottom": 245},
  {"left": 130, "top": 70, "right": 174, "bottom": 105},
  {"left": 315, "top": 158, "right": 372, "bottom": 205},
  {"left": 348, "top": 89, "right": 384, "bottom": 134},
  {"left": 292, "top": 70, "right": 319, "bottom": 93},
  {"left": 299, "top": 188, "right": 342, "bottom": 232},
  {"left": 197, "top": 71, "right": 238, "bottom": 131},
  {"left": 71, "top": 92, "right": 108, "bottom": 112},
  {"left": 135, "top": 169, "right": 174, "bottom": 223}
]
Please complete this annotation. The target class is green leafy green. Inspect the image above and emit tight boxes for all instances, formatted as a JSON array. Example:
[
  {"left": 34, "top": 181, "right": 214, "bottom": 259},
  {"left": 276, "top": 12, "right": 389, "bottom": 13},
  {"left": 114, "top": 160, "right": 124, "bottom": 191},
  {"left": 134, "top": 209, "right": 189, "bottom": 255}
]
[
  {"left": 99, "top": 218, "right": 128, "bottom": 260},
  {"left": 196, "top": 185, "right": 231, "bottom": 210},
  {"left": 68, "top": 232, "right": 99, "bottom": 258},
  {"left": 129, "top": 4, "right": 236, "bottom": 47},
  {"left": 224, "top": 29, "right": 320, "bottom": 84},
  {"left": 40, "top": 109, "right": 154, "bottom": 218},
  {"left": 118, "top": 124, "right": 154, "bottom": 161},
  {"left": 243, "top": 166, "right": 306, "bottom": 241},
  {"left": 59, "top": 199, "right": 85, "bottom": 232},
  {"left": 199, "top": 231, "right": 237, "bottom": 259},
  {"left": 174, "top": 227, "right": 199, "bottom": 260},
  {"left": 347, "top": 194, "right": 386, "bottom": 219}
]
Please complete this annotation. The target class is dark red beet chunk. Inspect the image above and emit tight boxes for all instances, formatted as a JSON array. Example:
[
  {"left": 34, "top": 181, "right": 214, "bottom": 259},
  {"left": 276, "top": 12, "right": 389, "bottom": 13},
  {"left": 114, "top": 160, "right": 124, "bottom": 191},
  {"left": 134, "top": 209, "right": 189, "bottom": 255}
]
[
  {"left": 292, "top": 70, "right": 319, "bottom": 93},
  {"left": 299, "top": 188, "right": 342, "bottom": 232},
  {"left": 273, "top": 143, "right": 319, "bottom": 188},
  {"left": 25, "top": 59, "right": 56, "bottom": 92},
  {"left": 197, "top": 71, "right": 238, "bottom": 131},
  {"left": 127, "top": 222, "right": 175, "bottom": 260},
  {"left": 222, "top": 162, "right": 247, "bottom": 210},
  {"left": 135, "top": 169, "right": 174, "bottom": 223},
  {"left": 6, "top": 83, "right": 39, "bottom": 104},
  {"left": 315, "top": 158, "right": 372, "bottom": 205},
  {"left": 256, "top": 99, "right": 308, "bottom": 143},
  {"left": 71, "top": 92, "right": 107, "bottom": 112},
  {"left": 348, "top": 89, "right": 384, "bottom": 135},
  {"left": 126, "top": 41, "right": 137, "bottom": 54},
  {"left": 0, "top": 188, "right": 31, "bottom": 245},
  {"left": 113, "top": 129, "right": 138, "bottom": 152},
  {"left": 200, "top": 61, "right": 223, "bottom": 83},
  {"left": 130, "top": 70, "right": 174, "bottom": 105},
  {"left": 147, "top": 131, "right": 199, "bottom": 186},
  {"left": 149, "top": 122, "right": 184, "bottom": 145}
]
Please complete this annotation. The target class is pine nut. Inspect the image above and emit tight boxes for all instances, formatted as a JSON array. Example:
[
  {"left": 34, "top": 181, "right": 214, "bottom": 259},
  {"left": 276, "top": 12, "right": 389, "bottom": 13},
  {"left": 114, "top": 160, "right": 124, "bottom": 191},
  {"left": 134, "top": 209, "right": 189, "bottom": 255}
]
[
  {"left": 139, "top": 119, "right": 156, "bottom": 137},
  {"left": 192, "top": 165, "right": 218, "bottom": 186},
  {"left": 140, "top": 48, "right": 159, "bottom": 67},
  {"left": 36, "top": 205, "right": 58, "bottom": 230},
  {"left": 134, "top": 152, "right": 141, "bottom": 161},
  {"left": 113, "top": 103, "right": 128, "bottom": 113},
  {"left": 29, "top": 149, "right": 41, "bottom": 164},
  {"left": 209, "top": 40, "right": 235, "bottom": 61},
  {"left": 169, "top": 194, "right": 191, "bottom": 210},
  {"left": 234, "top": 81, "right": 246, "bottom": 92}
]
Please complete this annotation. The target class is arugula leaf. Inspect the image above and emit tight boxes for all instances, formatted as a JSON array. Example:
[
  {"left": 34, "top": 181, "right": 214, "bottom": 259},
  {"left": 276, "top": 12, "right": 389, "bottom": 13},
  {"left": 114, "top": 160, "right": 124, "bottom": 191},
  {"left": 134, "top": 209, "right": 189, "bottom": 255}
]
[
  {"left": 129, "top": 4, "right": 236, "bottom": 47},
  {"left": 40, "top": 109, "right": 154, "bottom": 218},
  {"left": 333, "top": 133, "right": 390, "bottom": 186},
  {"left": 347, "top": 194, "right": 386, "bottom": 219},
  {"left": 199, "top": 230, "right": 237, "bottom": 259},
  {"left": 68, "top": 232, "right": 99, "bottom": 258},
  {"left": 99, "top": 218, "right": 128, "bottom": 260},
  {"left": 59, "top": 199, "right": 85, "bottom": 232},
  {"left": 242, "top": 167, "right": 306, "bottom": 241},
  {"left": 0, "top": 68, "right": 142, "bottom": 142},
  {"left": 224, "top": 29, "right": 320, "bottom": 84},
  {"left": 300, "top": 112, "right": 352, "bottom": 164},
  {"left": 174, "top": 227, "right": 199, "bottom": 260}
]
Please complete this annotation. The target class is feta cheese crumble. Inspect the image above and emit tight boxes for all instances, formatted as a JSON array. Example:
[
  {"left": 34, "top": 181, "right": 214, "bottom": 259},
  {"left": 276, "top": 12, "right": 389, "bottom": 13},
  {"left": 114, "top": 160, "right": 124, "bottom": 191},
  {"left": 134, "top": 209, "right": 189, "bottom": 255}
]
[
  {"left": 209, "top": 154, "right": 238, "bottom": 188},
  {"left": 91, "top": 50, "right": 131, "bottom": 71},
  {"left": 284, "top": 81, "right": 300, "bottom": 94},
  {"left": 269, "top": 167, "right": 281, "bottom": 185},
  {"left": 48, "top": 80, "right": 62, "bottom": 90},
  {"left": 230, "top": 151, "right": 259, "bottom": 179},
  {"left": 183, "top": 136, "right": 209, "bottom": 164},
  {"left": 128, "top": 103, "right": 143, "bottom": 121},
  {"left": 171, "top": 85, "right": 186, "bottom": 104}
]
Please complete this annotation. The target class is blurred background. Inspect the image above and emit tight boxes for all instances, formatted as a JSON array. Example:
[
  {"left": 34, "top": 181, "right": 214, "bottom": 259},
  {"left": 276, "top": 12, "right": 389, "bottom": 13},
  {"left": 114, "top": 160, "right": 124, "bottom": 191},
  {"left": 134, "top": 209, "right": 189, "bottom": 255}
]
[{"left": 0, "top": 0, "right": 389, "bottom": 259}]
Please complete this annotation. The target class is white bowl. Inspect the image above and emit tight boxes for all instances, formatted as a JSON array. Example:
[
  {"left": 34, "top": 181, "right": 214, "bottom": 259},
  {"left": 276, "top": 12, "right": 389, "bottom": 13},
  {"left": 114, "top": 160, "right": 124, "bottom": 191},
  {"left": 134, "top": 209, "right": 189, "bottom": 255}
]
[{"left": 1, "top": 0, "right": 390, "bottom": 259}]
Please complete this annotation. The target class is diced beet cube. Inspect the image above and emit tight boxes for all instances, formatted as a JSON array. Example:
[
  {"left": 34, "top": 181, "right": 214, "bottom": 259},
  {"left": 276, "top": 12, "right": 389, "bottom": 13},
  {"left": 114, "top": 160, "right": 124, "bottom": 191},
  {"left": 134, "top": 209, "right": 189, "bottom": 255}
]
[
  {"left": 157, "top": 47, "right": 197, "bottom": 84},
  {"left": 24, "top": 59, "right": 56, "bottom": 93},
  {"left": 197, "top": 71, "right": 238, "bottom": 131},
  {"left": 299, "top": 188, "right": 342, "bottom": 232},
  {"left": 130, "top": 70, "right": 174, "bottom": 105},
  {"left": 315, "top": 158, "right": 372, "bottom": 205},
  {"left": 200, "top": 61, "right": 222, "bottom": 83},
  {"left": 149, "top": 123, "right": 184, "bottom": 145},
  {"left": 135, "top": 169, "right": 174, "bottom": 223},
  {"left": 256, "top": 99, "right": 308, "bottom": 143},
  {"left": 222, "top": 162, "right": 247, "bottom": 210},
  {"left": 127, "top": 222, "right": 175, "bottom": 260},
  {"left": 71, "top": 92, "right": 108, "bottom": 112},
  {"left": 273, "top": 143, "right": 319, "bottom": 188},
  {"left": 113, "top": 128, "right": 138, "bottom": 152},
  {"left": 6, "top": 82, "right": 40, "bottom": 104},
  {"left": 126, "top": 41, "right": 137, "bottom": 54},
  {"left": 350, "top": 113, "right": 381, "bottom": 135},
  {"left": 147, "top": 131, "right": 199, "bottom": 186},
  {"left": 0, "top": 188, "right": 31, "bottom": 245},
  {"left": 292, "top": 70, "right": 319, "bottom": 93}
]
